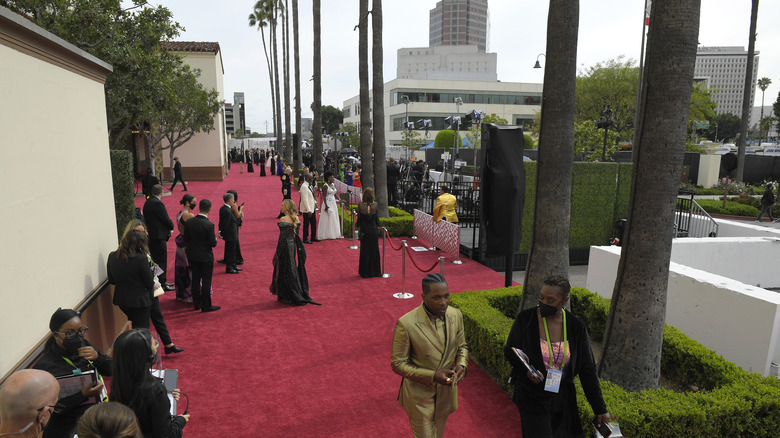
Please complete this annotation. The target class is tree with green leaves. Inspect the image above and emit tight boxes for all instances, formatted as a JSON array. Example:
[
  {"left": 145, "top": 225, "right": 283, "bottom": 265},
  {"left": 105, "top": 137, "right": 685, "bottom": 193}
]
[
  {"left": 757, "top": 77, "right": 771, "bottom": 144},
  {"left": 705, "top": 112, "right": 741, "bottom": 142},
  {"left": 317, "top": 105, "right": 343, "bottom": 135},
  {"left": 249, "top": 1, "right": 277, "bottom": 153},
  {"left": 573, "top": 121, "right": 620, "bottom": 161},
  {"left": 687, "top": 82, "right": 717, "bottom": 139},
  {"left": 575, "top": 57, "right": 638, "bottom": 144}
]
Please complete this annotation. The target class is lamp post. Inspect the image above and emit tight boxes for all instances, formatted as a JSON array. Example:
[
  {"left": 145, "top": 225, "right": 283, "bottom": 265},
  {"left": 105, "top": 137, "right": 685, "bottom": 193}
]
[
  {"left": 533, "top": 53, "right": 546, "bottom": 69},
  {"left": 596, "top": 105, "right": 613, "bottom": 161}
]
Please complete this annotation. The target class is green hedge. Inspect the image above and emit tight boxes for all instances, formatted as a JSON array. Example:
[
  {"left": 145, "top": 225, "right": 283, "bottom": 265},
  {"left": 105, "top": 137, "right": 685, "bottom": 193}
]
[
  {"left": 519, "top": 162, "right": 632, "bottom": 253},
  {"left": 110, "top": 150, "right": 135, "bottom": 241},
  {"left": 342, "top": 206, "right": 414, "bottom": 237},
  {"left": 450, "top": 286, "right": 780, "bottom": 437},
  {"left": 696, "top": 199, "right": 760, "bottom": 217}
]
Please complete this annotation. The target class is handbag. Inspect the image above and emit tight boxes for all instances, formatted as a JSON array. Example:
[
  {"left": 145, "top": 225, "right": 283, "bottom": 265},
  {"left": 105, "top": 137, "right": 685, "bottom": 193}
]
[{"left": 153, "top": 276, "right": 165, "bottom": 297}]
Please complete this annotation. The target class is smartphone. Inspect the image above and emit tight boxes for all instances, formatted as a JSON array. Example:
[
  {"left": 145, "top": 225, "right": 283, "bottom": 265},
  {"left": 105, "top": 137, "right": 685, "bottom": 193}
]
[
  {"left": 592, "top": 417, "right": 612, "bottom": 438},
  {"left": 240, "top": 201, "right": 245, "bottom": 207}
]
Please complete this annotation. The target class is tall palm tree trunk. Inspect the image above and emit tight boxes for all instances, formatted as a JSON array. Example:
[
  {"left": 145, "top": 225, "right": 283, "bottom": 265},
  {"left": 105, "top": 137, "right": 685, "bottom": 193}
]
[
  {"left": 372, "top": 0, "right": 388, "bottom": 217},
  {"left": 282, "top": 0, "right": 292, "bottom": 163},
  {"left": 292, "top": 0, "right": 302, "bottom": 175},
  {"left": 358, "top": 0, "right": 374, "bottom": 195},
  {"left": 735, "top": 0, "right": 759, "bottom": 182},
  {"left": 312, "top": 0, "right": 323, "bottom": 175},
  {"left": 599, "top": 0, "right": 701, "bottom": 391},
  {"left": 272, "top": 15, "right": 283, "bottom": 156},
  {"left": 518, "top": 0, "right": 579, "bottom": 311}
]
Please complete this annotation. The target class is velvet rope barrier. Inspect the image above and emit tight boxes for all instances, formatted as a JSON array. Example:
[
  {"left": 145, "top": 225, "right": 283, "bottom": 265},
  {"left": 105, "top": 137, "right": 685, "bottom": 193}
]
[
  {"left": 405, "top": 244, "right": 442, "bottom": 273},
  {"left": 382, "top": 228, "right": 404, "bottom": 251}
]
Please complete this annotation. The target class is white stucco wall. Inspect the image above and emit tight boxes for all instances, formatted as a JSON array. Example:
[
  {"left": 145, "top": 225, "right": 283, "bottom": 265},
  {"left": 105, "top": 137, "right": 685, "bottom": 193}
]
[{"left": 0, "top": 12, "right": 115, "bottom": 378}]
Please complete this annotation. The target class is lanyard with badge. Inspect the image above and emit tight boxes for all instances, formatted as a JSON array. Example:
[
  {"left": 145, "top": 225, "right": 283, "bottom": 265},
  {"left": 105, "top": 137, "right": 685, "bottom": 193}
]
[
  {"left": 62, "top": 357, "right": 107, "bottom": 402},
  {"left": 542, "top": 310, "right": 567, "bottom": 393}
]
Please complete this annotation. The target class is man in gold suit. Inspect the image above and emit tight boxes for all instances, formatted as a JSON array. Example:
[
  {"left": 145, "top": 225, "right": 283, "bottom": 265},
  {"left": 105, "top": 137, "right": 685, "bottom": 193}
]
[
  {"left": 391, "top": 274, "right": 469, "bottom": 438},
  {"left": 433, "top": 185, "right": 458, "bottom": 223}
]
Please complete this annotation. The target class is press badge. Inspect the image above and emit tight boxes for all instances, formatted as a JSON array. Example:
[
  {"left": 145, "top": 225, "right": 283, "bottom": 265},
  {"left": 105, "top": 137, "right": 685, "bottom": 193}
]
[{"left": 544, "top": 369, "right": 562, "bottom": 393}]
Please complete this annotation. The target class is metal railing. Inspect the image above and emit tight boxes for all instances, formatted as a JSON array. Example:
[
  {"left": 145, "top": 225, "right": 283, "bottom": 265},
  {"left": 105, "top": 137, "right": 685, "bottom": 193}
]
[{"left": 675, "top": 191, "right": 719, "bottom": 238}]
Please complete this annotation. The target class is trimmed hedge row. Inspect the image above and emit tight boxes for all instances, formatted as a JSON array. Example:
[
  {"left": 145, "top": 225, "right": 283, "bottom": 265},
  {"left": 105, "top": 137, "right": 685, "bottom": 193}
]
[
  {"left": 450, "top": 286, "right": 780, "bottom": 437},
  {"left": 341, "top": 205, "right": 414, "bottom": 237},
  {"left": 696, "top": 198, "right": 761, "bottom": 217},
  {"left": 110, "top": 150, "right": 135, "bottom": 241},
  {"left": 518, "top": 162, "right": 632, "bottom": 253}
]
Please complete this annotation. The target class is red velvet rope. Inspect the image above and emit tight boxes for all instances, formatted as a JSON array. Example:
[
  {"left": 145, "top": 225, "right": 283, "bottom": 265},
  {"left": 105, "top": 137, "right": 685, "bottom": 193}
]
[
  {"left": 382, "top": 228, "right": 404, "bottom": 251},
  {"left": 405, "top": 245, "right": 442, "bottom": 273}
]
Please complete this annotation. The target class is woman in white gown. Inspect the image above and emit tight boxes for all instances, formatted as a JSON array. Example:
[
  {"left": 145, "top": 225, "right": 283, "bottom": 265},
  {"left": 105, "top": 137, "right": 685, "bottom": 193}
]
[{"left": 317, "top": 171, "right": 343, "bottom": 240}]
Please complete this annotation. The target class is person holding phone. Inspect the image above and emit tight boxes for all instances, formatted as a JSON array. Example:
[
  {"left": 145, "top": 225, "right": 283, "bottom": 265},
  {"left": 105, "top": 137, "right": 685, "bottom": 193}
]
[
  {"left": 504, "top": 275, "right": 610, "bottom": 437},
  {"left": 33, "top": 308, "right": 112, "bottom": 438}
]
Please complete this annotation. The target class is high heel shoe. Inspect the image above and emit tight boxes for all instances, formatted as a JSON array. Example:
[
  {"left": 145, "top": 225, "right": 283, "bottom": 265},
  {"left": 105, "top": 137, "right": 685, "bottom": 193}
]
[{"left": 164, "top": 344, "right": 184, "bottom": 354}]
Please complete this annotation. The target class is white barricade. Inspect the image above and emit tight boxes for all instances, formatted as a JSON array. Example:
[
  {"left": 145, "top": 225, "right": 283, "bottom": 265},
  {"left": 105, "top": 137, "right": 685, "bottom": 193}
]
[
  {"left": 333, "top": 179, "right": 362, "bottom": 205},
  {"left": 413, "top": 209, "right": 461, "bottom": 260}
]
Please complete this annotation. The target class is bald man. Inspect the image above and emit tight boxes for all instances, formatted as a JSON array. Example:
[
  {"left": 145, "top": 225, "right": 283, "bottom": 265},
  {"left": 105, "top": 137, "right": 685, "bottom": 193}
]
[{"left": 0, "top": 369, "right": 59, "bottom": 437}]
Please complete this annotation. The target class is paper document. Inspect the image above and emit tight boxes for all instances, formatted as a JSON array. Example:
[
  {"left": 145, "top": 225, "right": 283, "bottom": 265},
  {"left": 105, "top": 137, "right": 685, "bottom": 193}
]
[{"left": 512, "top": 348, "right": 544, "bottom": 380}]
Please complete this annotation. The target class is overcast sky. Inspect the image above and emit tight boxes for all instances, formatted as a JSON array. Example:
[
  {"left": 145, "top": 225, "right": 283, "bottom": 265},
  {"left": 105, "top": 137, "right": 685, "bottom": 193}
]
[{"left": 148, "top": 0, "right": 780, "bottom": 134}]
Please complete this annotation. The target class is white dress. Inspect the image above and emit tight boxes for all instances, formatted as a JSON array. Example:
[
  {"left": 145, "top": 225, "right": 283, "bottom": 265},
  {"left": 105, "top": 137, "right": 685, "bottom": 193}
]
[{"left": 317, "top": 183, "right": 342, "bottom": 240}]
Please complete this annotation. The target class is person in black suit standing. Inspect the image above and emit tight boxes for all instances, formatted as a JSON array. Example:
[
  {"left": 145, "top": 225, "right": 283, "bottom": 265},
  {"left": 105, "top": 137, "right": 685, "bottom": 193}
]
[
  {"left": 387, "top": 157, "right": 401, "bottom": 206},
  {"left": 184, "top": 199, "right": 220, "bottom": 312},
  {"left": 141, "top": 167, "right": 159, "bottom": 198},
  {"left": 169, "top": 156, "right": 187, "bottom": 191},
  {"left": 143, "top": 184, "right": 175, "bottom": 290},
  {"left": 219, "top": 192, "right": 241, "bottom": 274}
]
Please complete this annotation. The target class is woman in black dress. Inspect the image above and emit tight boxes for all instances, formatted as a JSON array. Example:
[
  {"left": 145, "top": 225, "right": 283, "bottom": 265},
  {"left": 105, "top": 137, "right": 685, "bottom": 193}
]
[
  {"left": 110, "top": 329, "right": 189, "bottom": 438},
  {"left": 33, "top": 308, "right": 112, "bottom": 438},
  {"left": 246, "top": 150, "right": 254, "bottom": 173},
  {"left": 259, "top": 152, "right": 267, "bottom": 176},
  {"left": 107, "top": 229, "right": 154, "bottom": 330},
  {"left": 270, "top": 199, "right": 321, "bottom": 306},
  {"left": 357, "top": 188, "right": 382, "bottom": 278},
  {"left": 269, "top": 152, "right": 276, "bottom": 175}
]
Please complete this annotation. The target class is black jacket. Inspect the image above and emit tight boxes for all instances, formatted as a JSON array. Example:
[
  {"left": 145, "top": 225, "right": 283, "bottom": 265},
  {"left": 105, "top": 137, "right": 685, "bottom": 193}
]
[
  {"left": 135, "top": 379, "right": 187, "bottom": 438},
  {"left": 504, "top": 307, "right": 607, "bottom": 436},
  {"left": 218, "top": 204, "right": 238, "bottom": 242},
  {"left": 387, "top": 162, "right": 401, "bottom": 184},
  {"left": 143, "top": 196, "right": 174, "bottom": 241},
  {"left": 107, "top": 252, "right": 154, "bottom": 308},
  {"left": 173, "top": 160, "right": 182, "bottom": 177},
  {"left": 761, "top": 188, "right": 775, "bottom": 206},
  {"left": 184, "top": 215, "right": 217, "bottom": 263}
]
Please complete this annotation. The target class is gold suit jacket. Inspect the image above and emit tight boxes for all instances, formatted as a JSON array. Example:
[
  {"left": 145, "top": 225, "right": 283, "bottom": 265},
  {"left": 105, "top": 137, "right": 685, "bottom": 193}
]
[
  {"left": 391, "top": 304, "right": 469, "bottom": 421},
  {"left": 433, "top": 193, "right": 458, "bottom": 223}
]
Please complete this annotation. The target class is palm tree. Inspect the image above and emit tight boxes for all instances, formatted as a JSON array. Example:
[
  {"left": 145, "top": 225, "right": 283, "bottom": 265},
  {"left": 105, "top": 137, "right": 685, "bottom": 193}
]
[
  {"left": 312, "top": 0, "right": 323, "bottom": 175},
  {"left": 518, "top": 0, "right": 579, "bottom": 311},
  {"left": 248, "top": 1, "right": 276, "bottom": 146},
  {"left": 758, "top": 77, "right": 771, "bottom": 145},
  {"left": 281, "top": 0, "right": 292, "bottom": 163},
  {"left": 599, "top": 0, "right": 702, "bottom": 391},
  {"left": 270, "top": 1, "right": 283, "bottom": 156},
  {"left": 736, "top": 0, "right": 759, "bottom": 182},
  {"left": 358, "top": 0, "right": 374, "bottom": 195},
  {"left": 292, "top": 0, "right": 302, "bottom": 174},
  {"left": 372, "top": 0, "right": 388, "bottom": 217}
]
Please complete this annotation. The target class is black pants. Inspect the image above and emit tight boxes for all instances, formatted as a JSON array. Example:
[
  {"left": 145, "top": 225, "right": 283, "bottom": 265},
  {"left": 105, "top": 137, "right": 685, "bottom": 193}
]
[
  {"left": 190, "top": 260, "right": 214, "bottom": 309},
  {"left": 223, "top": 240, "right": 237, "bottom": 268},
  {"left": 149, "top": 239, "right": 168, "bottom": 284},
  {"left": 235, "top": 238, "right": 244, "bottom": 264},
  {"left": 170, "top": 174, "right": 187, "bottom": 190},
  {"left": 388, "top": 181, "right": 398, "bottom": 205},
  {"left": 119, "top": 305, "right": 151, "bottom": 329},
  {"left": 757, "top": 205, "right": 775, "bottom": 221},
  {"left": 150, "top": 297, "right": 172, "bottom": 345},
  {"left": 302, "top": 212, "right": 317, "bottom": 241}
]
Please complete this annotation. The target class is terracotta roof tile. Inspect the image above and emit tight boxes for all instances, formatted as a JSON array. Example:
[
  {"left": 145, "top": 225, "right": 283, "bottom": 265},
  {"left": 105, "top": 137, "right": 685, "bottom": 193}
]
[{"left": 161, "top": 41, "right": 220, "bottom": 54}]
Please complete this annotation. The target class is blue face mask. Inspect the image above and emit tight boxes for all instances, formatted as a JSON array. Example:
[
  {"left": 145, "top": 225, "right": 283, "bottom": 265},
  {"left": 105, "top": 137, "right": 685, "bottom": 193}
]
[{"left": 538, "top": 301, "right": 558, "bottom": 318}]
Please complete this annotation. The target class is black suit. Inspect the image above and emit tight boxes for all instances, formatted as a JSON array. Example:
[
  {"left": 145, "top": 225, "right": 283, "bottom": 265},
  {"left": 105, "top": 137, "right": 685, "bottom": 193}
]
[
  {"left": 184, "top": 214, "right": 218, "bottom": 310},
  {"left": 170, "top": 160, "right": 187, "bottom": 190},
  {"left": 387, "top": 162, "right": 401, "bottom": 206},
  {"left": 107, "top": 252, "right": 154, "bottom": 328},
  {"left": 143, "top": 195, "right": 174, "bottom": 284},
  {"left": 141, "top": 173, "right": 159, "bottom": 197},
  {"left": 219, "top": 204, "right": 239, "bottom": 270}
]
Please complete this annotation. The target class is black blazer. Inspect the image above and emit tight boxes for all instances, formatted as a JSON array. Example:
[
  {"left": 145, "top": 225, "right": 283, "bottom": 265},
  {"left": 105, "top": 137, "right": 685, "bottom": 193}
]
[
  {"left": 184, "top": 215, "right": 217, "bottom": 263},
  {"left": 107, "top": 251, "right": 154, "bottom": 308},
  {"left": 218, "top": 204, "right": 238, "bottom": 242},
  {"left": 173, "top": 160, "right": 182, "bottom": 177},
  {"left": 143, "top": 196, "right": 174, "bottom": 241}
]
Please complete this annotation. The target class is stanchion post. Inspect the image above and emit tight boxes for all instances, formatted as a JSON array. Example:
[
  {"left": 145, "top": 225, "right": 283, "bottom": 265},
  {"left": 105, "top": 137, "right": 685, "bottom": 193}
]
[
  {"left": 381, "top": 227, "right": 392, "bottom": 278},
  {"left": 428, "top": 221, "right": 437, "bottom": 251},
  {"left": 348, "top": 209, "right": 359, "bottom": 249},
  {"left": 439, "top": 256, "right": 445, "bottom": 277},
  {"left": 393, "top": 240, "right": 413, "bottom": 299},
  {"left": 339, "top": 199, "right": 344, "bottom": 238}
]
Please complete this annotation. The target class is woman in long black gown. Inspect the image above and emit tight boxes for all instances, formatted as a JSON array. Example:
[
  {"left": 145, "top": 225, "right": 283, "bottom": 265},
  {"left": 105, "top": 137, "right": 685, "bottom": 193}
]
[
  {"left": 270, "top": 199, "right": 321, "bottom": 306},
  {"left": 358, "top": 188, "right": 382, "bottom": 278},
  {"left": 246, "top": 150, "right": 254, "bottom": 173},
  {"left": 259, "top": 152, "right": 267, "bottom": 176},
  {"left": 270, "top": 153, "right": 276, "bottom": 175}
]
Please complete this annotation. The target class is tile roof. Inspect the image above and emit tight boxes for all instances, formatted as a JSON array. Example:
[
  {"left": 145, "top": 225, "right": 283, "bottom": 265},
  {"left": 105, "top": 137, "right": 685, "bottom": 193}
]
[{"left": 161, "top": 41, "right": 220, "bottom": 54}]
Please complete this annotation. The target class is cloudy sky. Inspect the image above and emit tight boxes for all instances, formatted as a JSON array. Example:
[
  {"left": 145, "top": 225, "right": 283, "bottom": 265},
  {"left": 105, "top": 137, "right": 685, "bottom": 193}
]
[{"left": 148, "top": 0, "right": 780, "bottom": 134}]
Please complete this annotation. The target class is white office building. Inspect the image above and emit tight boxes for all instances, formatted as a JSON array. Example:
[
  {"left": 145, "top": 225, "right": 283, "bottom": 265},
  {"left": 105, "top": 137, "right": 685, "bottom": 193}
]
[
  {"left": 397, "top": 45, "right": 497, "bottom": 82},
  {"left": 694, "top": 46, "right": 759, "bottom": 116},
  {"left": 342, "top": 77, "right": 541, "bottom": 148}
]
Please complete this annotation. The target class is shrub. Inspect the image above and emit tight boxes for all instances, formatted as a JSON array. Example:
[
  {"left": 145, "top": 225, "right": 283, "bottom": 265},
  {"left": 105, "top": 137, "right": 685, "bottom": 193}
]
[
  {"left": 524, "top": 134, "right": 535, "bottom": 149},
  {"left": 696, "top": 199, "right": 759, "bottom": 217},
  {"left": 110, "top": 150, "right": 135, "bottom": 241},
  {"left": 712, "top": 177, "right": 747, "bottom": 195},
  {"left": 450, "top": 286, "right": 780, "bottom": 437},
  {"left": 343, "top": 206, "right": 413, "bottom": 237},
  {"left": 434, "top": 130, "right": 462, "bottom": 151}
]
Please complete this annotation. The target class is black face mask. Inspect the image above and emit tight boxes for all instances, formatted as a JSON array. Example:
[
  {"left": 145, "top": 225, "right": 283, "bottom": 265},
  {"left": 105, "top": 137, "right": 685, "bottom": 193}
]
[
  {"left": 189, "top": 202, "right": 197, "bottom": 210},
  {"left": 538, "top": 301, "right": 558, "bottom": 318},
  {"left": 62, "top": 335, "right": 84, "bottom": 354}
]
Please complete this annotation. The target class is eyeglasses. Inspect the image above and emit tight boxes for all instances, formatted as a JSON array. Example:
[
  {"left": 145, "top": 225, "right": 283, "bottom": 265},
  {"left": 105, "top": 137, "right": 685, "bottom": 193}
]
[{"left": 54, "top": 326, "right": 88, "bottom": 339}]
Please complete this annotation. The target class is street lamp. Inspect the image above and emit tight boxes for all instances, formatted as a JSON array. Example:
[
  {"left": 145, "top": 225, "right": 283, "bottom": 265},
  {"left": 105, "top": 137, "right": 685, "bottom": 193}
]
[
  {"left": 596, "top": 105, "right": 613, "bottom": 161},
  {"left": 533, "top": 53, "right": 546, "bottom": 69}
]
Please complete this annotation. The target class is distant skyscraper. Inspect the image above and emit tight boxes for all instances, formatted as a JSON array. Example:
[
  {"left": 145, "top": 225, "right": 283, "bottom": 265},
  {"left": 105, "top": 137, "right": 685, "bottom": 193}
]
[
  {"left": 429, "top": 0, "right": 489, "bottom": 52},
  {"left": 694, "top": 46, "right": 759, "bottom": 117},
  {"left": 224, "top": 103, "right": 235, "bottom": 135},
  {"left": 233, "top": 92, "right": 246, "bottom": 134}
]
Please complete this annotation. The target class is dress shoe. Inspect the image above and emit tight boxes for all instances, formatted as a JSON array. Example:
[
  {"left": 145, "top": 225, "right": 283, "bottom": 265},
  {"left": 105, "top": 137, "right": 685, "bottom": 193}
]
[
  {"left": 162, "top": 284, "right": 176, "bottom": 292},
  {"left": 234, "top": 266, "right": 243, "bottom": 271},
  {"left": 303, "top": 239, "right": 312, "bottom": 244},
  {"left": 202, "top": 306, "right": 221, "bottom": 313},
  {"left": 183, "top": 188, "right": 188, "bottom": 192},
  {"left": 164, "top": 344, "right": 184, "bottom": 354},
  {"left": 226, "top": 268, "right": 240, "bottom": 274},
  {"left": 237, "top": 261, "right": 244, "bottom": 265},
  {"left": 312, "top": 238, "right": 321, "bottom": 242},
  {"left": 217, "top": 259, "right": 226, "bottom": 264},
  {"left": 193, "top": 306, "right": 201, "bottom": 311}
]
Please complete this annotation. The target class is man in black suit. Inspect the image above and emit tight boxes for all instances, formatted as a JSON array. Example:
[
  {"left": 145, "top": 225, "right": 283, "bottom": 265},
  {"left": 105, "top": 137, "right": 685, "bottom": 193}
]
[
  {"left": 169, "top": 156, "right": 187, "bottom": 191},
  {"left": 142, "top": 184, "right": 175, "bottom": 290},
  {"left": 141, "top": 167, "right": 159, "bottom": 198},
  {"left": 387, "top": 157, "right": 401, "bottom": 206},
  {"left": 184, "top": 199, "right": 220, "bottom": 312},
  {"left": 219, "top": 192, "right": 241, "bottom": 274}
]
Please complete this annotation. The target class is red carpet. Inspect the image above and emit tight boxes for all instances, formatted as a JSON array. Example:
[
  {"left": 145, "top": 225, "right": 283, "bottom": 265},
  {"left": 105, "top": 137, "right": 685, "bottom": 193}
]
[{"left": 136, "top": 164, "right": 522, "bottom": 437}]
